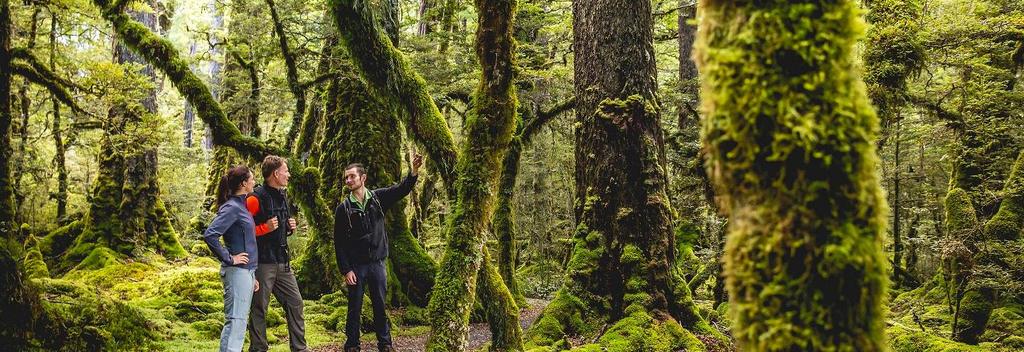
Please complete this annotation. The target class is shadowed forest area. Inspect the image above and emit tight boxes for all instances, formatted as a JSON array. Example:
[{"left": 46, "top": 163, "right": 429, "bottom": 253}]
[{"left": 1, "top": 0, "right": 1023, "bottom": 351}]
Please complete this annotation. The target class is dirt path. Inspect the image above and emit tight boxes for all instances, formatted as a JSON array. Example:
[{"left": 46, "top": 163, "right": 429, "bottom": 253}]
[{"left": 313, "top": 298, "right": 549, "bottom": 351}]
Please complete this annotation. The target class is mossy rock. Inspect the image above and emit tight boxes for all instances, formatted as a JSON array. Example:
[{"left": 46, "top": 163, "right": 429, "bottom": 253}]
[
  {"left": 34, "top": 278, "right": 159, "bottom": 351},
  {"left": 22, "top": 235, "right": 51, "bottom": 279},
  {"left": 74, "top": 246, "right": 123, "bottom": 271},
  {"left": 981, "top": 305, "right": 1024, "bottom": 343}
]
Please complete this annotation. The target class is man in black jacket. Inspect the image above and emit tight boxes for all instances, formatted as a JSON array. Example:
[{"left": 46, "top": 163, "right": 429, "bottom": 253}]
[
  {"left": 334, "top": 152, "right": 421, "bottom": 352},
  {"left": 246, "top": 156, "right": 306, "bottom": 352}
]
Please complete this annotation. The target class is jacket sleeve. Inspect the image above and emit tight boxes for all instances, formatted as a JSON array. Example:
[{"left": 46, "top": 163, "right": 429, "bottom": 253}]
[
  {"left": 373, "top": 173, "right": 418, "bottom": 211},
  {"left": 333, "top": 204, "right": 352, "bottom": 274},
  {"left": 204, "top": 204, "right": 237, "bottom": 265},
  {"left": 246, "top": 195, "right": 271, "bottom": 236}
]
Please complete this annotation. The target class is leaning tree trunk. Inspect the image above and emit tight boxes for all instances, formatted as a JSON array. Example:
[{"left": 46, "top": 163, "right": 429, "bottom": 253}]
[
  {"left": 50, "top": 13, "right": 68, "bottom": 221},
  {"left": 57, "top": 0, "right": 186, "bottom": 270},
  {"left": 527, "top": 0, "right": 719, "bottom": 350},
  {"left": 424, "top": 0, "right": 522, "bottom": 349},
  {"left": 695, "top": 0, "right": 889, "bottom": 350}
]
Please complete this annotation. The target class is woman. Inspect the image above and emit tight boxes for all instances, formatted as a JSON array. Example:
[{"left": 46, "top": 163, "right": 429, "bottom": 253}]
[{"left": 203, "top": 165, "right": 261, "bottom": 352}]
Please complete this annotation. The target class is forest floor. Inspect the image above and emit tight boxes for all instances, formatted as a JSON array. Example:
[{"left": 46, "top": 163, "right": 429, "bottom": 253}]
[{"left": 312, "top": 298, "right": 550, "bottom": 351}]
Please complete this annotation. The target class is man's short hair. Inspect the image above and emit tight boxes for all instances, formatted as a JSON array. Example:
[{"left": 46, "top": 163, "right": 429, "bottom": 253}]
[
  {"left": 262, "top": 155, "right": 287, "bottom": 180},
  {"left": 345, "top": 163, "right": 366, "bottom": 176}
]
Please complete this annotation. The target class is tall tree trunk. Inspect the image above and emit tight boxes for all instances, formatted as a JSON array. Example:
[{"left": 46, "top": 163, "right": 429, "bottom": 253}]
[
  {"left": 1, "top": 0, "right": 50, "bottom": 347},
  {"left": 50, "top": 13, "right": 67, "bottom": 221},
  {"left": 893, "top": 117, "right": 903, "bottom": 277},
  {"left": 425, "top": 0, "right": 521, "bottom": 348},
  {"left": 295, "top": 33, "right": 337, "bottom": 165},
  {"left": 265, "top": 0, "right": 306, "bottom": 152},
  {"left": 183, "top": 41, "right": 197, "bottom": 148},
  {"left": 13, "top": 8, "right": 40, "bottom": 220},
  {"left": 527, "top": 0, "right": 718, "bottom": 349},
  {"left": 985, "top": 151, "right": 1024, "bottom": 240},
  {"left": 695, "top": 0, "right": 890, "bottom": 349}
]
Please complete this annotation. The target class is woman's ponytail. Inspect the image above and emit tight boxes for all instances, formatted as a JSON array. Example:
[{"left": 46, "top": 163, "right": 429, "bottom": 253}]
[{"left": 215, "top": 165, "right": 251, "bottom": 208}]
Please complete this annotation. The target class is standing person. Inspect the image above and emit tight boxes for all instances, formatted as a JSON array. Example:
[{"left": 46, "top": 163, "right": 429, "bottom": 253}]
[
  {"left": 334, "top": 151, "right": 422, "bottom": 352},
  {"left": 204, "top": 165, "right": 260, "bottom": 352},
  {"left": 246, "top": 156, "right": 307, "bottom": 352}
]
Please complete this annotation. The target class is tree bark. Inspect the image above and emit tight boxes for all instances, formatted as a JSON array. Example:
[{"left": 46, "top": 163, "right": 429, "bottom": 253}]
[
  {"left": 527, "top": 0, "right": 718, "bottom": 349},
  {"left": 425, "top": 0, "right": 522, "bottom": 349},
  {"left": 1, "top": 0, "right": 50, "bottom": 347},
  {"left": 51, "top": 13, "right": 67, "bottom": 221},
  {"left": 695, "top": 0, "right": 889, "bottom": 349}
]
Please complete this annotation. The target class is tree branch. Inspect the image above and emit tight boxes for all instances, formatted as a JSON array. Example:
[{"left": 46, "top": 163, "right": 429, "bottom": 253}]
[
  {"left": 90, "top": 0, "right": 284, "bottom": 159},
  {"left": 10, "top": 62, "right": 91, "bottom": 117},
  {"left": 520, "top": 95, "right": 575, "bottom": 143}
]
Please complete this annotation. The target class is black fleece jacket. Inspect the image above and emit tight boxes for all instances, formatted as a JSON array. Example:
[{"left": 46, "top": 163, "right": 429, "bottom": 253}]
[{"left": 333, "top": 174, "right": 417, "bottom": 274}]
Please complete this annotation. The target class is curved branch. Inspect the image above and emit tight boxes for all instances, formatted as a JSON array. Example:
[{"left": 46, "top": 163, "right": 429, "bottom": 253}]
[
  {"left": 520, "top": 95, "right": 574, "bottom": 143},
  {"left": 90, "top": 0, "right": 284, "bottom": 159},
  {"left": 10, "top": 47, "right": 88, "bottom": 92},
  {"left": 265, "top": 0, "right": 306, "bottom": 152},
  {"left": 10, "top": 62, "right": 90, "bottom": 117}
]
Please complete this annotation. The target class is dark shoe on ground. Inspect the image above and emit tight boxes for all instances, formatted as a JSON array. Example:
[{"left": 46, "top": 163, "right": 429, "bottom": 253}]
[
  {"left": 378, "top": 345, "right": 396, "bottom": 352},
  {"left": 344, "top": 347, "right": 360, "bottom": 352}
]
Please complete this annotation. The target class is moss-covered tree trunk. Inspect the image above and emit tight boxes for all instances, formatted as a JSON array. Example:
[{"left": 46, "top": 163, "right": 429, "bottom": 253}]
[
  {"left": 695, "top": 0, "right": 890, "bottom": 349},
  {"left": 57, "top": 1, "right": 186, "bottom": 269},
  {"left": 1, "top": 0, "right": 49, "bottom": 346},
  {"left": 986, "top": 151, "right": 1024, "bottom": 240},
  {"left": 527, "top": 0, "right": 717, "bottom": 350},
  {"left": 329, "top": 0, "right": 458, "bottom": 186},
  {"left": 942, "top": 188, "right": 993, "bottom": 344},
  {"left": 50, "top": 13, "right": 68, "bottom": 221},
  {"left": 424, "top": 0, "right": 522, "bottom": 349},
  {"left": 294, "top": 0, "right": 438, "bottom": 304}
]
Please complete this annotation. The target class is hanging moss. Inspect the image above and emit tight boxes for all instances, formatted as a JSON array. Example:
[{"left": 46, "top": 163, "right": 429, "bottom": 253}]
[
  {"left": 863, "top": 0, "right": 924, "bottom": 120},
  {"left": 985, "top": 152, "right": 1024, "bottom": 240},
  {"left": 89, "top": 0, "right": 283, "bottom": 159},
  {"left": 695, "top": 0, "right": 889, "bottom": 349}
]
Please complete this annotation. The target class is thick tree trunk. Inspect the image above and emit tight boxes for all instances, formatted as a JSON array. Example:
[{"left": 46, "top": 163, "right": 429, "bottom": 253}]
[
  {"left": 986, "top": 151, "right": 1024, "bottom": 240},
  {"left": 695, "top": 0, "right": 889, "bottom": 349},
  {"left": 60, "top": 1, "right": 186, "bottom": 267},
  {"left": 295, "top": 2, "right": 438, "bottom": 304},
  {"left": 527, "top": 0, "right": 717, "bottom": 350},
  {"left": 329, "top": 0, "right": 458, "bottom": 186}
]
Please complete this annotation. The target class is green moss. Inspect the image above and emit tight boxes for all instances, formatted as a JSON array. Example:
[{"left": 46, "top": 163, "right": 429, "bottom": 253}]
[
  {"left": 22, "top": 235, "right": 49, "bottom": 279},
  {"left": 953, "top": 287, "right": 995, "bottom": 344},
  {"left": 88, "top": 0, "right": 283, "bottom": 159},
  {"left": 889, "top": 325, "right": 988, "bottom": 352},
  {"left": 34, "top": 278, "right": 159, "bottom": 351},
  {"left": 291, "top": 167, "right": 345, "bottom": 298},
  {"left": 986, "top": 152, "right": 1024, "bottom": 240},
  {"left": 74, "top": 247, "right": 123, "bottom": 271},
  {"left": 39, "top": 219, "right": 81, "bottom": 259},
  {"left": 695, "top": 0, "right": 890, "bottom": 349}
]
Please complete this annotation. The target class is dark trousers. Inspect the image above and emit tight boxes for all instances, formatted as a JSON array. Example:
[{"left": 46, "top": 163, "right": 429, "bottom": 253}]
[
  {"left": 248, "top": 263, "right": 307, "bottom": 352},
  {"left": 344, "top": 260, "right": 391, "bottom": 349}
]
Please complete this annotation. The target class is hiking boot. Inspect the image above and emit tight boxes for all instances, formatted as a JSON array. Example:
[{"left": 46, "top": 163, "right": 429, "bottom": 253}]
[
  {"left": 344, "top": 347, "right": 359, "bottom": 352},
  {"left": 378, "top": 345, "right": 396, "bottom": 352}
]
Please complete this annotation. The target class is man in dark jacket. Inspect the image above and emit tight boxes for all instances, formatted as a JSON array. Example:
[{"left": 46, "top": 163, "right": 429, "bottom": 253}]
[
  {"left": 246, "top": 156, "right": 306, "bottom": 352},
  {"left": 334, "top": 152, "right": 421, "bottom": 352}
]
